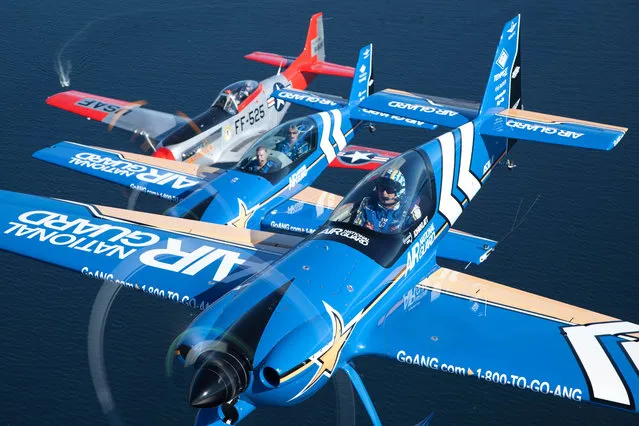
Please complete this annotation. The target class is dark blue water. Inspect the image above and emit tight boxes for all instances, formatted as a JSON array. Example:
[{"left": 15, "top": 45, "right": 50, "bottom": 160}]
[{"left": 1, "top": 1, "right": 638, "bottom": 424}]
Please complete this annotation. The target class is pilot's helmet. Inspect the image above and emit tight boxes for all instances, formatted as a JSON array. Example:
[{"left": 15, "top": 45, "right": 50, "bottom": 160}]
[
  {"left": 238, "top": 84, "right": 251, "bottom": 101},
  {"left": 376, "top": 168, "right": 406, "bottom": 199}
]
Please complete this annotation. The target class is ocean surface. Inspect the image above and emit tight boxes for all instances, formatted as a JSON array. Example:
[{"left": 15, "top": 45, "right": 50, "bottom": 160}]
[{"left": 1, "top": 1, "right": 638, "bottom": 425}]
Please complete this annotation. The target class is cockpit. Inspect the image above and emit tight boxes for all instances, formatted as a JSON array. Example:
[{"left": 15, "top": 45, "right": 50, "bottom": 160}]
[
  {"left": 311, "top": 150, "right": 437, "bottom": 267},
  {"left": 329, "top": 150, "right": 436, "bottom": 235},
  {"left": 212, "top": 80, "right": 260, "bottom": 115},
  {"left": 235, "top": 116, "right": 318, "bottom": 183},
  {"left": 159, "top": 80, "right": 260, "bottom": 148}
]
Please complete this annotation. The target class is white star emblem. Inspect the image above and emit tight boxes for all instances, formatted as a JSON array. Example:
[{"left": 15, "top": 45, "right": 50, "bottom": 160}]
[{"left": 340, "top": 151, "right": 375, "bottom": 164}]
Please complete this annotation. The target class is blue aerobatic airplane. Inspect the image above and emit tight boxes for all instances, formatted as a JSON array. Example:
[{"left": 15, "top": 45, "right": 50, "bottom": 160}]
[
  {"left": 33, "top": 44, "right": 450, "bottom": 235},
  {"left": 0, "top": 15, "right": 635, "bottom": 426}
]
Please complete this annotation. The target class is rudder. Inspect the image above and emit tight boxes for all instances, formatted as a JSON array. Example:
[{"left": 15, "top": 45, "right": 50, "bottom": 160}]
[{"left": 479, "top": 15, "right": 522, "bottom": 116}]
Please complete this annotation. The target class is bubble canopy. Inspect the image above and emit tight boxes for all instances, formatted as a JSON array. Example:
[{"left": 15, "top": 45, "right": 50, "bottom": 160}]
[
  {"left": 235, "top": 116, "right": 318, "bottom": 183},
  {"left": 330, "top": 150, "right": 436, "bottom": 235},
  {"left": 312, "top": 150, "right": 437, "bottom": 267},
  {"left": 212, "top": 80, "right": 259, "bottom": 115}
]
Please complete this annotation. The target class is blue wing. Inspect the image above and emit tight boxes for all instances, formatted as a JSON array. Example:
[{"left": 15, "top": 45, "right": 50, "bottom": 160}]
[
  {"left": 367, "top": 267, "right": 639, "bottom": 413},
  {"left": 33, "top": 141, "right": 220, "bottom": 202},
  {"left": 0, "top": 190, "right": 298, "bottom": 309}
]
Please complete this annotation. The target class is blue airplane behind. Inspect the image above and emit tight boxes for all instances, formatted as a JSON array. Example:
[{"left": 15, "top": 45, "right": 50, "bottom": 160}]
[
  {"left": 33, "top": 43, "right": 438, "bottom": 234},
  {"left": 0, "top": 15, "right": 634, "bottom": 426}
]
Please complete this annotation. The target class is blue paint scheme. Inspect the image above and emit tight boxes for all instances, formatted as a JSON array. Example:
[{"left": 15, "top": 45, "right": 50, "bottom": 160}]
[
  {"left": 168, "top": 15, "right": 631, "bottom": 425},
  {"left": 33, "top": 141, "right": 214, "bottom": 202},
  {"left": 359, "top": 90, "right": 476, "bottom": 129},
  {"left": 376, "top": 283, "right": 594, "bottom": 402},
  {"left": 480, "top": 113, "right": 626, "bottom": 150},
  {"left": 269, "top": 87, "right": 348, "bottom": 111},
  {"left": 260, "top": 198, "right": 330, "bottom": 235},
  {"left": 0, "top": 15, "right": 634, "bottom": 426},
  {"left": 0, "top": 190, "right": 283, "bottom": 310},
  {"left": 436, "top": 230, "right": 496, "bottom": 265},
  {"left": 349, "top": 43, "right": 373, "bottom": 104},
  {"left": 350, "top": 106, "right": 438, "bottom": 130},
  {"left": 32, "top": 44, "right": 454, "bottom": 239}
]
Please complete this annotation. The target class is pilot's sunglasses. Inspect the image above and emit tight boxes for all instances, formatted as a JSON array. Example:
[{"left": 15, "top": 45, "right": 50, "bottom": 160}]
[{"left": 378, "top": 184, "right": 398, "bottom": 194}]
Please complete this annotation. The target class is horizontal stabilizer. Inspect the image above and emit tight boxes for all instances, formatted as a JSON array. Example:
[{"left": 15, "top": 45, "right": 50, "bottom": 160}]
[
  {"left": 329, "top": 145, "right": 400, "bottom": 171},
  {"left": 271, "top": 88, "right": 347, "bottom": 111},
  {"left": 46, "top": 91, "right": 187, "bottom": 139},
  {"left": 359, "top": 89, "right": 477, "bottom": 129},
  {"left": 350, "top": 107, "right": 437, "bottom": 130},
  {"left": 437, "top": 229, "right": 496, "bottom": 264},
  {"left": 245, "top": 52, "right": 296, "bottom": 68},
  {"left": 0, "top": 190, "right": 296, "bottom": 308},
  {"left": 246, "top": 52, "right": 355, "bottom": 78},
  {"left": 481, "top": 109, "right": 627, "bottom": 150},
  {"left": 33, "top": 141, "right": 220, "bottom": 202},
  {"left": 299, "top": 60, "right": 355, "bottom": 78}
]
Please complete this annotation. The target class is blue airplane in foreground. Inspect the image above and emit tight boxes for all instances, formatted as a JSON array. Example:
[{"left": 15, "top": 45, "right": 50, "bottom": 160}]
[{"left": 0, "top": 15, "right": 635, "bottom": 426}]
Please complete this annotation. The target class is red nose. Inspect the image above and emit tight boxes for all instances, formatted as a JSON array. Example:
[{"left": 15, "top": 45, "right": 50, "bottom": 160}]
[{"left": 152, "top": 147, "right": 176, "bottom": 161}]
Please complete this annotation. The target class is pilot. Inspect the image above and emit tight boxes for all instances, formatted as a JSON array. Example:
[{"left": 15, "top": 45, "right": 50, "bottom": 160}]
[
  {"left": 276, "top": 124, "right": 310, "bottom": 161},
  {"left": 353, "top": 168, "right": 422, "bottom": 233},
  {"left": 237, "top": 84, "right": 251, "bottom": 104},
  {"left": 246, "top": 146, "right": 276, "bottom": 174}
]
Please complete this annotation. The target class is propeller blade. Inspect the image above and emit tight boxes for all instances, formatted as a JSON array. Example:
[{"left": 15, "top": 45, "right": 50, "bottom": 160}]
[{"left": 107, "top": 100, "right": 147, "bottom": 132}]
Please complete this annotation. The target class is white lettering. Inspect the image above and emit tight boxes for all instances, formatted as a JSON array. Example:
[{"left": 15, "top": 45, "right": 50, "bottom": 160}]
[
  {"left": 138, "top": 238, "right": 244, "bottom": 280},
  {"left": 387, "top": 101, "right": 458, "bottom": 117},
  {"left": 319, "top": 227, "right": 369, "bottom": 246},
  {"left": 69, "top": 152, "right": 199, "bottom": 190},
  {"left": 407, "top": 223, "right": 435, "bottom": 272},
  {"left": 277, "top": 91, "right": 337, "bottom": 106},
  {"left": 506, "top": 120, "right": 584, "bottom": 139},
  {"left": 288, "top": 165, "right": 308, "bottom": 190}
]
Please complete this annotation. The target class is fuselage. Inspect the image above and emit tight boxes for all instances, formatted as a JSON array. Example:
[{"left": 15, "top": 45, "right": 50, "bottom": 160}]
[
  {"left": 167, "top": 108, "right": 362, "bottom": 232},
  {"left": 178, "top": 122, "right": 509, "bottom": 411},
  {"left": 155, "top": 70, "right": 313, "bottom": 165}
]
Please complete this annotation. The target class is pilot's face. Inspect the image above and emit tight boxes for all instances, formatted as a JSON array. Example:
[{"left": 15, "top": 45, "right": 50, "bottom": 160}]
[
  {"left": 287, "top": 128, "right": 299, "bottom": 144},
  {"left": 377, "top": 183, "right": 399, "bottom": 207},
  {"left": 257, "top": 149, "right": 268, "bottom": 167}
]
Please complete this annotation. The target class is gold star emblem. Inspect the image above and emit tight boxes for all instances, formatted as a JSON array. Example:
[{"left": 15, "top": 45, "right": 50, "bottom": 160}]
[
  {"left": 280, "top": 269, "right": 407, "bottom": 401},
  {"left": 228, "top": 199, "right": 253, "bottom": 228},
  {"left": 290, "top": 302, "right": 355, "bottom": 400}
]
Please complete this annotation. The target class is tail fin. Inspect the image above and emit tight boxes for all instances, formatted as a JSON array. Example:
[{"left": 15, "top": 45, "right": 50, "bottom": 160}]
[
  {"left": 349, "top": 44, "right": 374, "bottom": 104},
  {"left": 479, "top": 15, "right": 522, "bottom": 116},
  {"left": 478, "top": 15, "right": 627, "bottom": 150},
  {"left": 301, "top": 12, "right": 325, "bottom": 62},
  {"left": 245, "top": 13, "right": 354, "bottom": 81}
]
